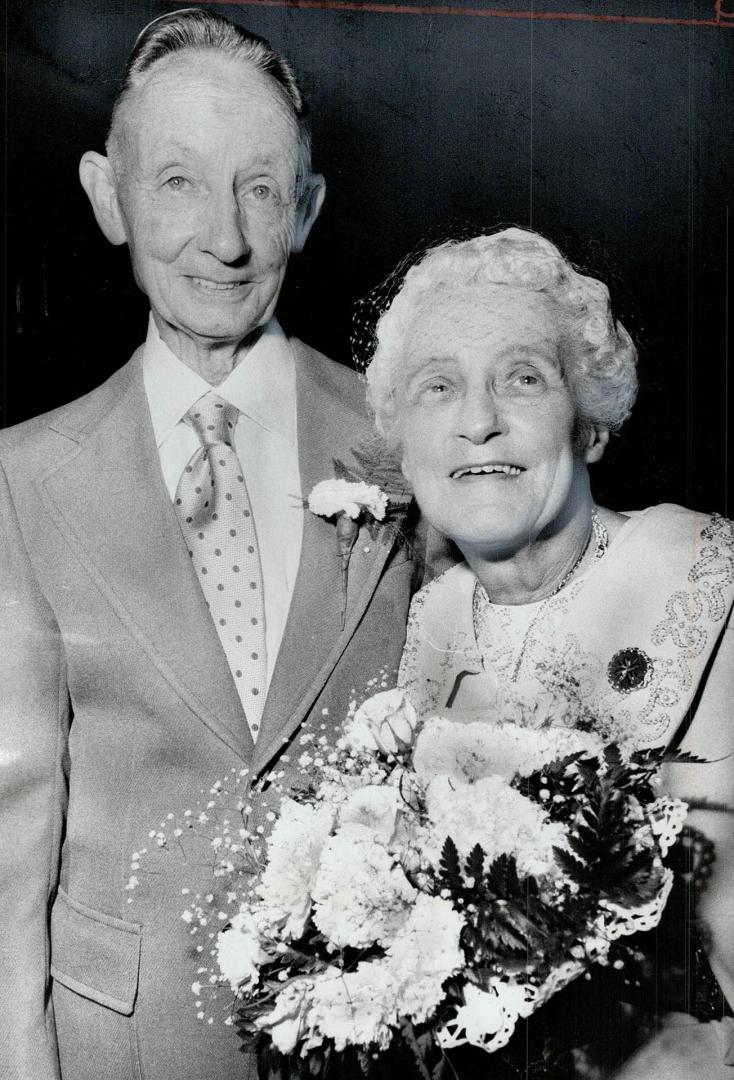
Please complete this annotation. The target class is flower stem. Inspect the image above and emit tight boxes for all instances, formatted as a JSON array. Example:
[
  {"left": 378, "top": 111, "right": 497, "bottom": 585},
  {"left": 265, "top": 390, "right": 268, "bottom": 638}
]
[{"left": 336, "top": 513, "right": 359, "bottom": 629}]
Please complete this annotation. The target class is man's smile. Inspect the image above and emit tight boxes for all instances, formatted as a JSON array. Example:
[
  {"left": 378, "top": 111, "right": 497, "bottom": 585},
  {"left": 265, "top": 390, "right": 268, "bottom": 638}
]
[{"left": 188, "top": 276, "right": 254, "bottom": 292}]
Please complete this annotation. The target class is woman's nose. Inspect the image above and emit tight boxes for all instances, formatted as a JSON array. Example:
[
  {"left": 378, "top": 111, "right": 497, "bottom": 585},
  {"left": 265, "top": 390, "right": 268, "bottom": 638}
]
[
  {"left": 198, "top": 190, "right": 251, "bottom": 265},
  {"left": 457, "top": 388, "right": 504, "bottom": 444}
]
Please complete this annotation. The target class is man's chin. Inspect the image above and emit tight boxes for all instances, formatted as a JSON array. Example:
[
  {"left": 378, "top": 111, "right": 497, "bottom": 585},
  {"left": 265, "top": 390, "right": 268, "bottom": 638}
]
[
  {"left": 163, "top": 309, "right": 274, "bottom": 349},
  {"left": 188, "top": 321, "right": 266, "bottom": 344}
]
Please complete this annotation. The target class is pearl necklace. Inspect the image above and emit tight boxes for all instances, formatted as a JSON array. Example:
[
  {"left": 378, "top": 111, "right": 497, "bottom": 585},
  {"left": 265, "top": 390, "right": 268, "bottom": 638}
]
[
  {"left": 473, "top": 508, "right": 610, "bottom": 683},
  {"left": 545, "top": 507, "right": 609, "bottom": 599}
]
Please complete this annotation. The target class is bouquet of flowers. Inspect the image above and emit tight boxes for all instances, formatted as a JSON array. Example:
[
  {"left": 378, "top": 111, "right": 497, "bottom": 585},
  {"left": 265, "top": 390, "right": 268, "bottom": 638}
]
[{"left": 156, "top": 688, "right": 687, "bottom": 1079}]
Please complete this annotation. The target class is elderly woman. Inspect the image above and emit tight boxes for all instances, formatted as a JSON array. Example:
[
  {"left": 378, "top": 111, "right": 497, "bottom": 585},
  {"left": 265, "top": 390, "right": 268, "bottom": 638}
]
[{"left": 365, "top": 227, "right": 733, "bottom": 1077}]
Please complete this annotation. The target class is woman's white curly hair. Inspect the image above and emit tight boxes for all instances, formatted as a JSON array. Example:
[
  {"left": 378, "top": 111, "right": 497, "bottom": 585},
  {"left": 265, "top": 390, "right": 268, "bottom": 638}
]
[{"left": 365, "top": 227, "right": 638, "bottom": 448}]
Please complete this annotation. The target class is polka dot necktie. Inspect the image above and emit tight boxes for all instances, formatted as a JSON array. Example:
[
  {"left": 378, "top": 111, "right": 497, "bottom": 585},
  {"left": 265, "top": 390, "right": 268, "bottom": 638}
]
[{"left": 174, "top": 393, "right": 267, "bottom": 741}]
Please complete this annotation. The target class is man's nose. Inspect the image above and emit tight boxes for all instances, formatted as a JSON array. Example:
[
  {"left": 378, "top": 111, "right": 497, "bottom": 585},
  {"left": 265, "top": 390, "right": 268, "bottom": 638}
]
[
  {"left": 198, "top": 190, "right": 251, "bottom": 265},
  {"left": 457, "top": 388, "right": 505, "bottom": 444}
]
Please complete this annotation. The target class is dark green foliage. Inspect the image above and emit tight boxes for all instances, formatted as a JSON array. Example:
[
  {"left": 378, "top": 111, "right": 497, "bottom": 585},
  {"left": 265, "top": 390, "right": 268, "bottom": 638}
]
[
  {"left": 464, "top": 844, "right": 485, "bottom": 887},
  {"left": 662, "top": 748, "right": 711, "bottom": 765},
  {"left": 438, "top": 835, "right": 462, "bottom": 891},
  {"left": 332, "top": 443, "right": 412, "bottom": 504},
  {"left": 234, "top": 742, "right": 681, "bottom": 1079},
  {"left": 546, "top": 748, "right": 665, "bottom": 906},
  {"left": 331, "top": 447, "right": 415, "bottom": 543}
]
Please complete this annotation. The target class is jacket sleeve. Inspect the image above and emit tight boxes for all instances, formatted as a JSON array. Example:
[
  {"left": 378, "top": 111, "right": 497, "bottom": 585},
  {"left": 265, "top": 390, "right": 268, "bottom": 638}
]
[{"left": 0, "top": 458, "right": 68, "bottom": 1080}]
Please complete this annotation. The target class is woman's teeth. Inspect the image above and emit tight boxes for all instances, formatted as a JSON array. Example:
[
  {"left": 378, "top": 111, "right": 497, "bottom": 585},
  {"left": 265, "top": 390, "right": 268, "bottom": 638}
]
[{"left": 452, "top": 464, "right": 523, "bottom": 478}]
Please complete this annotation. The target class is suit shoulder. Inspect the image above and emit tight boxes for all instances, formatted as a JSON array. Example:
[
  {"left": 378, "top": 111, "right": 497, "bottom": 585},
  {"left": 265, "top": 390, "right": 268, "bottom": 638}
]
[
  {"left": 0, "top": 355, "right": 138, "bottom": 466},
  {"left": 289, "top": 339, "right": 366, "bottom": 416}
]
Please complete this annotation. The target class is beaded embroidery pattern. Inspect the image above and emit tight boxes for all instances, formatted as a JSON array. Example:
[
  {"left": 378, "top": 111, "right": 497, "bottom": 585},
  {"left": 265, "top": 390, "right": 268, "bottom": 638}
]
[
  {"left": 638, "top": 514, "right": 734, "bottom": 737},
  {"left": 399, "top": 512, "right": 734, "bottom": 747}
]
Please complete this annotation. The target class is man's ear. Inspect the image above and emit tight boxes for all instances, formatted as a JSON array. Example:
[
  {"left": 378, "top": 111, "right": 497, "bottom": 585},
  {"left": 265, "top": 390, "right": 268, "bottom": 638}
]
[
  {"left": 400, "top": 446, "right": 414, "bottom": 485},
  {"left": 291, "top": 174, "right": 326, "bottom": 254},
  {"left": 78, "top": 151, "right": 128, "bottom": 247},
  {"left": 583, "top": 424, "right": 610, "bottom": 464}
]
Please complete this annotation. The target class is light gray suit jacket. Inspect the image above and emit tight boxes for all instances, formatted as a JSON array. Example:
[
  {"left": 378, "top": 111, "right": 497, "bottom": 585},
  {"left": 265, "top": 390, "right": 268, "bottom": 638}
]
[{"left": 0, "top": 339, "right": 419, "bottom": 1080}]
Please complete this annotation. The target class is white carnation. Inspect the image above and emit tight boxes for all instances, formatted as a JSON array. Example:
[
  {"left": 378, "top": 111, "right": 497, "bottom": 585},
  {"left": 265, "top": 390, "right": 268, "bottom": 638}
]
[
  {"left": 424, "top": 775, "right": 568, "bottom": 881},
  {"left": 258, "top": 799, "right": 335, "bottom": 940},
  {"left": 215, "top": 909, "right": 270, "bottom": 992},
  {"left": 338, "top": 785, "right": 405, "bottom": 847},
  {"left": 309, "top": 963, "right": 398, "bottom": 1050},
  {"left": 342, "top": 688, "right": 418, "bottom": 756},
  {"left": 308, "top": 479, "right": 388, "bottom": 521},
  {"left": 255, "top": 978, "right": 313, "bottom": 1054},
  {"left": 414, "top": 717, "right": 604, "bottom": 787},
  {"left": 385, "top": 894, "right": 464, "bottom": 1023},
  {"left": 312, "top": 834, "right": 416, "bottom": 948}
]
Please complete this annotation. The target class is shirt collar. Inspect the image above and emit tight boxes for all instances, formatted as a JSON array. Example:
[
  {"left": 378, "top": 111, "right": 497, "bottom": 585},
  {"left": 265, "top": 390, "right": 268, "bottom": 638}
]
[{"left": 142, "top": 314, "right": 296, "bottom": 447}]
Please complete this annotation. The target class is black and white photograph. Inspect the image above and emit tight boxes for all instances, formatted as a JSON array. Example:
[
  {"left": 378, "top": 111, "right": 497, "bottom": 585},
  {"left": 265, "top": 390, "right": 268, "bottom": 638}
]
[{"left": 2, "top": 2, "right": 733, "bottom": 1078}]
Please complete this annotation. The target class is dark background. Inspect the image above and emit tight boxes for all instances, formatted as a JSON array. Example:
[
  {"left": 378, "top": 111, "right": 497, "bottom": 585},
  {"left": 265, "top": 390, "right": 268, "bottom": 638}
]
[{"left": 4, "top": 0, "right": 733, "bottom": 513}]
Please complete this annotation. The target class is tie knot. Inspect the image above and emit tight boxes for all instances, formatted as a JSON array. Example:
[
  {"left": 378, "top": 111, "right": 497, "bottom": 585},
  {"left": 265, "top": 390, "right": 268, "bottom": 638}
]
[{"left": 185, "top": 394, "right": 239, "bottom": 447}]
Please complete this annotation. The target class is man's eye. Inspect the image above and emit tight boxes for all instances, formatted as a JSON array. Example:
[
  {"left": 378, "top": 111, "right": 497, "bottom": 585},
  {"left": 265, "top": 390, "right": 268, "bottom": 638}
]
[
  {"left": 250, "top": 184, "right": 273, "bottom": 201},
  {"left": 164, "top": 176, "right": 191, "bottom": 191}
]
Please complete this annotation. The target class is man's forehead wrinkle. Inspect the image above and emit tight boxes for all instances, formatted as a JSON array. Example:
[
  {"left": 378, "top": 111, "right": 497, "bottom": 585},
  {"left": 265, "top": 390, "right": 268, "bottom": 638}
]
[
  {"left": 115, "top": 56, "right": 300, "bottom": 180},
  {"left": 128, "top": 48, "right": 299, "bottom": 132}
]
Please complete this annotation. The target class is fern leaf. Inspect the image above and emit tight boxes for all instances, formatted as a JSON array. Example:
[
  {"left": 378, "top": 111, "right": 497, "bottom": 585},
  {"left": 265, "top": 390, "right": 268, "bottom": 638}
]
[
  {"left": 439, "top": 836, "right": 462, "bottom": 890},
  {"left": 465, "top": 844, "right": 485, "bottom": 883},
  {"left": 553, "top": 846, "right": 592, "bottom": 886},
  {"left": 399, "top": 1021, "right": 433, "bottom": 1080},
  {"left": 664, "top": 749, "right": 715, "bottom": 765},
  {"left": 332, "top": 457, "right": 360, "bottom": 483}
]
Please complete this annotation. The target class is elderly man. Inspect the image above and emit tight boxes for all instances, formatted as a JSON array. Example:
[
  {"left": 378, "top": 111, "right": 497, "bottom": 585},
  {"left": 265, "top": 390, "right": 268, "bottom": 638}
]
[{"left": 0, "top": 10, "right": 418, "bottom": 1079}]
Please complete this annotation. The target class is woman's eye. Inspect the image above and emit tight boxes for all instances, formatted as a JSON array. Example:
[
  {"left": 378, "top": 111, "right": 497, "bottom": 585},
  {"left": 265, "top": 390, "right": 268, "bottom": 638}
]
[
  {"left": 506, "top": 368, "right": 547, "bottom": 394},
  {"left": 416, "top": 379, "right": 454, "bottom": 404}
]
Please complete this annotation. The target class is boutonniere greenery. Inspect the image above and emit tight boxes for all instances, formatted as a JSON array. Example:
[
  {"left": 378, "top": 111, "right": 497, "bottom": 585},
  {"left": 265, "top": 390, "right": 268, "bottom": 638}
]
[{"left": 308, "top": 442, "right": 413, "bottom": 628}]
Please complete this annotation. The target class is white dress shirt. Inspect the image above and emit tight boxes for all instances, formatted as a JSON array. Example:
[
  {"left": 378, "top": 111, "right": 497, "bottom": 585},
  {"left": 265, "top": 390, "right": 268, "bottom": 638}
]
[{"left": 142, "top": 315, "right": 303, "bottom": 686}]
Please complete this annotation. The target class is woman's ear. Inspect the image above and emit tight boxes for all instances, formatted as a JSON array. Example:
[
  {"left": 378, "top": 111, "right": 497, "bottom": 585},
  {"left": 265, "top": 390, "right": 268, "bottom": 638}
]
[
  {"left": 79, "top": 151, "right": 128, "bottom": 246},
  {"left": 583, "top": 425, "right": 610, "bottom": 464}
]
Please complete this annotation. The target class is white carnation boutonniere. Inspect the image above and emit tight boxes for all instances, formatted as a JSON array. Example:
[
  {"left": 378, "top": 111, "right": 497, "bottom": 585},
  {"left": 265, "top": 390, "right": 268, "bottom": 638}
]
[
  {"left": 308, "top": 479, "right": 390, "bottom": 628},
  {"left": 308, "top": 478, "right": 389, "bottom": 524}
]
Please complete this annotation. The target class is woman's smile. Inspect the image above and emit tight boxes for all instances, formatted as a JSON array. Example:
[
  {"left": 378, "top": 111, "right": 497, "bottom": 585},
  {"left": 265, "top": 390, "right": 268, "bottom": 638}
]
[
  {"left": 399, "top": 285, "right": 580, "bottom": 555},
  {"left": 449, "top": 463, "right": 525, "bottom": 479}
]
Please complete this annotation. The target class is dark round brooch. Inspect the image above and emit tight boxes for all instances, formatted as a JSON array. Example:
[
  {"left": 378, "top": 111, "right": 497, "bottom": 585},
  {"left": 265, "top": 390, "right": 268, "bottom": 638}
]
[{"left": 607, "top": 647, "right": 654, "bottom": 694}]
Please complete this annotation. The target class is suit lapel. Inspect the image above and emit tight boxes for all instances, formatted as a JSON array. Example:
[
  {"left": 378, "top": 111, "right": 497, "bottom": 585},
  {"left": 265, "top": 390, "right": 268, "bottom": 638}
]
[
  {"left": 252, "top": 346, "right": 402, "bottom": 776},
  {"left": 39, "top": 353, "right": 253, "bottom": 760}
]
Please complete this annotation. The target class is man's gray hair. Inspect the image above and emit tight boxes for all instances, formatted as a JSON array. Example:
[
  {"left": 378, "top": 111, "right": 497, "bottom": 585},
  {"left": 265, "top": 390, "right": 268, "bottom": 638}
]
[
  {"left": 366, "top": 227, "right": 639, "bottom": 449},
  {"left": 107, "top": 7, "right": 313, "bottom": 191}
]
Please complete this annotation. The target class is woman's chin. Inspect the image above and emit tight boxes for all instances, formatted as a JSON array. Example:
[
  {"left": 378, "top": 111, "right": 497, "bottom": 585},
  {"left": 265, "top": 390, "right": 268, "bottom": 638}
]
[{"left": 450, "top": 527, "right": 535, "bottom": 562}]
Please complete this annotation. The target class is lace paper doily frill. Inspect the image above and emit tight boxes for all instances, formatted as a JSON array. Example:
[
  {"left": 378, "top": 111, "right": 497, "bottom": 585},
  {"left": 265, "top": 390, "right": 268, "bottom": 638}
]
[{"left": 436, "top": 803, "right": 687, "bottom": 1056}]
